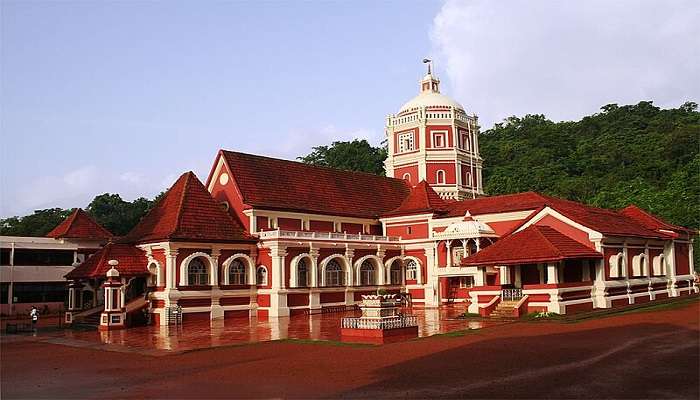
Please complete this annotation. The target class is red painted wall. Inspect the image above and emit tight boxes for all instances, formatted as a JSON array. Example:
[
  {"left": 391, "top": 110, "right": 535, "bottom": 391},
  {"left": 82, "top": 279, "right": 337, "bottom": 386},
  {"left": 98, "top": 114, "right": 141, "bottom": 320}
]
[
  {"left": 309, "top": 220, "right": 334, "bottom": 232},
  {"left": 341, "top": 223, "right": 363, "bottom": 234},
  {"left": 426, "top": 162, "right": 456, "bottom": 185},
  {"left": 386, "top": 221, "right": 429, "bottom": 240},
  {"left": 208, "top": 158, "right": 250, "bottom": 232},
  {"left": 278, "top": 217, "right": 301, "bottom": 230},
  {"left": 487, "top": 220, "right": 528, "bottom": 236},
  {"left": 675, "top": 242, "right": 690, "bottom": 275},
  {"left": 394, "top": 164, "right": 419, "bottom": 185}
]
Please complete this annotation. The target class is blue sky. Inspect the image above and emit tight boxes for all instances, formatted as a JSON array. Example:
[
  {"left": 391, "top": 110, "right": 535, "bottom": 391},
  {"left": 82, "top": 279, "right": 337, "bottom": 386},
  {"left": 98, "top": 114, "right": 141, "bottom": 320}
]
[{"left": 2, "top": 1, "right": 698, "bottom": 217}]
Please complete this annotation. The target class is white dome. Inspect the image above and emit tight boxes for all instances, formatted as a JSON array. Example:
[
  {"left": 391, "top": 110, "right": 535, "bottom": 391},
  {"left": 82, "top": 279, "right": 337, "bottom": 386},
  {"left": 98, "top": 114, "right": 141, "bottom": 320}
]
[
  {"left": 400, "top": 91, "right": 465, "bottom": 113},
  {"left": 442, "top": 220, "right": 494, "bottom": 237}
]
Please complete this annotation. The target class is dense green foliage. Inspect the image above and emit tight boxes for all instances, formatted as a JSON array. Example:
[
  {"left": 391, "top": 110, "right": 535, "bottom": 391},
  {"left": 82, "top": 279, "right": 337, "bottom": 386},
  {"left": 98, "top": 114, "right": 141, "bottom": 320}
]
[
  {"left": 0, "top": 193, "right": 164, "bottom": 237},
  {"left": 298, "top": 139, "right": 387, "bottom": 176},
  {"left": 481, "top": 101, "right": 699, "bottom": 231}
]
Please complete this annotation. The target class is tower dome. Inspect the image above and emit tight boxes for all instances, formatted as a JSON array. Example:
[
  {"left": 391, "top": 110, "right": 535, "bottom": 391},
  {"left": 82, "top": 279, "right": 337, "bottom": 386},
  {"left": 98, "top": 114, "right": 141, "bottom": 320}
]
[
  {"left": 384, "top": 60, "right": 484, "bottom": 201},
  {"left": 399, "top": 69, "right": 464, "bottom": 113}
]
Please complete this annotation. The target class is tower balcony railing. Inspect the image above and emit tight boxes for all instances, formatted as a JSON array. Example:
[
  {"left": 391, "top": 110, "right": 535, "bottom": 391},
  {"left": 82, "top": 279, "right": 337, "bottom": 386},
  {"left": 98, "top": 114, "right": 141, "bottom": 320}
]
[{"left": 257, "top": 229, "right": 402, "bottom": 243}]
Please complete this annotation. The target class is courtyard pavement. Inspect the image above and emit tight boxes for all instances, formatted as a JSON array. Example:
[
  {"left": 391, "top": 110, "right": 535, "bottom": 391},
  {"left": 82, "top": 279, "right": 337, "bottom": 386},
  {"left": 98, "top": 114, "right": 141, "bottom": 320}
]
[{"left": 2, "top": 305, "right": 503, "bottom": 354}]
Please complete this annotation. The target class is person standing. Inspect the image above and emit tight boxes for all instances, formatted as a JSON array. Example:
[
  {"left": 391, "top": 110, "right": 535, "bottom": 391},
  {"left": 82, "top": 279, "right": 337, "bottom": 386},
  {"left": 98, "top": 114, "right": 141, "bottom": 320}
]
[{"left": 30, "top": 306, "right": 39, "bottom": 332}]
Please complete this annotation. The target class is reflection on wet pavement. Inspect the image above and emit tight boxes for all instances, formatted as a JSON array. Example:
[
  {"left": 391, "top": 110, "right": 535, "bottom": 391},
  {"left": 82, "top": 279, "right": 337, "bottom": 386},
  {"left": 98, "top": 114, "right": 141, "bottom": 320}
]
[{"left": 53, "top": 306, "right": 504, "bottom": 352}]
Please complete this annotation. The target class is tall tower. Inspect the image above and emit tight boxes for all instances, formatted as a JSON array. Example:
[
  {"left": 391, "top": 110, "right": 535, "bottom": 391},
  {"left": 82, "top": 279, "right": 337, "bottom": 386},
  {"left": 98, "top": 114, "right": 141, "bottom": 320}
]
[{"left": 384, "top": 61, "right": 484, "bottom": 200}]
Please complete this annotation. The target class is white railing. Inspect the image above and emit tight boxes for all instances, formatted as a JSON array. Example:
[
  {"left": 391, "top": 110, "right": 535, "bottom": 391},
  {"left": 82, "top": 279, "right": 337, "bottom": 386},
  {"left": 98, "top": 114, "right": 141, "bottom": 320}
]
[
  {"left": 258, "top": 230, "right": 401, "bottom": 242},
  {"left": 501, "top": 288, "right": 523, "bottom": 301},
  {"left": 341, "top": 315, "right": 418, "bottom": 330}
]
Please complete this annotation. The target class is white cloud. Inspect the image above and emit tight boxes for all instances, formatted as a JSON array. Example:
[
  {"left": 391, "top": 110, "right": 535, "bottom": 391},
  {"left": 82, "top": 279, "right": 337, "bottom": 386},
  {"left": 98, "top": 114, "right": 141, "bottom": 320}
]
[
  {"left": 119, "top": 171, "right": 144, "bottom": 185},
  {"left": 431, "top": 0, "right": 700, "bottom": 128}
]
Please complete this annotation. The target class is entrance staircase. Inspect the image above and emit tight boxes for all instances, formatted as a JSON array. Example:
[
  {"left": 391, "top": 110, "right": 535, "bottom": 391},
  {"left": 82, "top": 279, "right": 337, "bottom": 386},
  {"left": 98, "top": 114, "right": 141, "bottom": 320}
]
[{"left": 489, "top": 300, "right": 520, "bottom": 320}]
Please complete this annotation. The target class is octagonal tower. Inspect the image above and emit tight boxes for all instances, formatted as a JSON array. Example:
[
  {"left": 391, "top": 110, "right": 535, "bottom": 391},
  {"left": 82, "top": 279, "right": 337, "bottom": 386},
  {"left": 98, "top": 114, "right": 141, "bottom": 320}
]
[{"left": 384, "top": 61, "right": 484, "bottom": 200}]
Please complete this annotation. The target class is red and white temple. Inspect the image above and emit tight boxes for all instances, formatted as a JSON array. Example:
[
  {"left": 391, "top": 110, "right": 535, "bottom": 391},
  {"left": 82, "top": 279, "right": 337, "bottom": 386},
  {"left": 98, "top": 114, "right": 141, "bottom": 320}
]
[{"left": 60, "top": 65, "right": 697, "bottom": 329}]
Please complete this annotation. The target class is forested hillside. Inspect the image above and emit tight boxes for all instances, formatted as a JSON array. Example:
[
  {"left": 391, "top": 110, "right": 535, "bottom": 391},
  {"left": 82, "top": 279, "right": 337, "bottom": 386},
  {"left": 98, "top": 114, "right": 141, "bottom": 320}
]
[{"left": 481, "top": 101, "right": 699, "bottom": 231}]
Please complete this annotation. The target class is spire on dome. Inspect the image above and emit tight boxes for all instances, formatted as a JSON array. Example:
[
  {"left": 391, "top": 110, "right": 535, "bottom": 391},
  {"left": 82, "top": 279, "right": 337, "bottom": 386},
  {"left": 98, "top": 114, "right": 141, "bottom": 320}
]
[{"left": 420, "top": 58, "right": 440, "bottom": 93}]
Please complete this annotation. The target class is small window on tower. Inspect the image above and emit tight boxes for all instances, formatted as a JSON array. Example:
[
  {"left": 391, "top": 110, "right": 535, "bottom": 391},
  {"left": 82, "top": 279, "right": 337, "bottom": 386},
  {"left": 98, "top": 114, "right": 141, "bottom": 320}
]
[
  {"left": 433, "top": 132, "right": 446, "bottom": 148},
  {"left": 398, "top": 131, "right": 415, "bottom": 153},
  {"left": 436, "top": 170, "right": 446, "bottom": 184},
  {"left": 407, "top": 226, "right": 412, "bottom": 235},
  {"left": 461, "top": 133, "right": 470, "bottom": 150}
]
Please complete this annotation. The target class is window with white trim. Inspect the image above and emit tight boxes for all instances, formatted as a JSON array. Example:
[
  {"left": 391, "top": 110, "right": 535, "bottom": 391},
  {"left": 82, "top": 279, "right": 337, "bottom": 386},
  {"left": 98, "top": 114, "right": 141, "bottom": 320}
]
[
  {"left": 390, "top": 260, "right": 402, "bottom": 284},
  {"left": 360, "top": 259, "right": 376, "bottom": 286},
  {"left": 398, "top": 131, "right": 415, "bottom": 153},
  {"left": 609, "top": 253, "right": 625, "bottom": 278},
  {"left": 436, "top": 170, "right": 446, "bottom": 184},
  {"left": 228, "top": 259, "right": 246, "bottom": 285},
  {"left": 461, "top": 133, "right": 470, "bottom": 150},
  {"left": 406, "top": 260, "right": 418, "bottom": 280},
  {"left": 652, "top": 255, "right": 666, "bottom": 276},
  {"left": 325, "top": 259, "right": 344, "bottom": 286},
  {"left": 187, "top": 257, "right": 209, "bottom": 286},
  {"left": 256, "top": 266, "right": 268, "bottom": 286},
  {"left": 432, "top": 132, "right": 446, "bottom": 148},
  {"left": 297, "top": 258, "right": 309, "bottom": 287},
  {"left": 452, "top": 247, "right": 465, "bottom": 266},
  {"left": 402, "top": 173, "right": 411, "bottom": 182},
  {"left": 632, "top": 254, "right": 648, "bottom": 277},
  {"left": 459, "top": 276, "right": 475, "bottom": 288}
]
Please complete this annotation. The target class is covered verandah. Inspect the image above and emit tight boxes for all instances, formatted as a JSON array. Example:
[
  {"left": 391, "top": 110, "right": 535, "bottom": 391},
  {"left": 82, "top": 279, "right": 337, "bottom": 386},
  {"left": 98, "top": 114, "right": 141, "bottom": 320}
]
[{"left": 461, "top": 225, "right": 604, "bottom": 316}]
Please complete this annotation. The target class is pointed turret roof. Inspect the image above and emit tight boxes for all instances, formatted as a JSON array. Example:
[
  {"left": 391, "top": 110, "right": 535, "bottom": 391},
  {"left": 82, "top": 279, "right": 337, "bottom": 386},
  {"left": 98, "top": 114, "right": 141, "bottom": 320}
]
[
  {"left": 46, "top": 208, "right": 113, "bottom": 241},
  {"left": 65, "top": 242, "right": 148, "bottom": 279},
  {"left": 122, "top": 171, "right": 254, "bottom": 244},
  {"left": 382, "top": 180, "right": 448, "bottom": 217}
]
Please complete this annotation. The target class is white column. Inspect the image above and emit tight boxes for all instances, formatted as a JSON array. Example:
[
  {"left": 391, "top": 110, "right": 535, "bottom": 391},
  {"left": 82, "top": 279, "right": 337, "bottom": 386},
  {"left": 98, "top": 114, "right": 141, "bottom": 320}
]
[
  {"left": 538, "top": 264, "right": 545, "bottom": 284},
  {"left": 546, "top": 263, "right": 559, "bottom": 284},
  {"left": 210, "top": 250, "right": 220, "bottom": 287},
  {"left": 446, "top": 241, "right": 452, "bottom": 267},
  {"left": 376, "top": 248, "right": 386, "bottom": 285},
  {"left": 514, "top": 265, "right": 522, "bottom": 287},
  {"left": 499, "top": 266, "right": 511, "bottom": 285},
  {"left": 476, "top": 238, "right": 481, "bottom": 253},
  {"left": 309, "top": 247, "right": 320, "bottom": 288},
  {"left": 345, "top": 248, "right": 355, "bottom": 286},
  {"left": 165, "top": 250, "right": 178, "bottom": 289},
  {"left": 582, "top": 262, "right": 591, "bottom": 281},
  {"left": 268, "top": 244, "right": 289, "bottom": 317}
]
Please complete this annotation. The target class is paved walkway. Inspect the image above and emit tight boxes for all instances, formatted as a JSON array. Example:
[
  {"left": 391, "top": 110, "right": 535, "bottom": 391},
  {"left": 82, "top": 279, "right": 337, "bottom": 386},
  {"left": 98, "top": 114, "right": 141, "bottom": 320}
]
[{"left": 4, "top": 305, "right": 503, "bottom": 354}]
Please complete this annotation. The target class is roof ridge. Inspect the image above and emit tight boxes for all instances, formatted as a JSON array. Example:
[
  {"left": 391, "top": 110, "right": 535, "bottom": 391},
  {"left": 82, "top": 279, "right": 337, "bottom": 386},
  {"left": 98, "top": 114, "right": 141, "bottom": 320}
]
[
  {"left": 221, "top": 149, "right": 406, "bottom": 182},
  {"left": 173, "top": 172, "right": 193, "bottom": 238}
]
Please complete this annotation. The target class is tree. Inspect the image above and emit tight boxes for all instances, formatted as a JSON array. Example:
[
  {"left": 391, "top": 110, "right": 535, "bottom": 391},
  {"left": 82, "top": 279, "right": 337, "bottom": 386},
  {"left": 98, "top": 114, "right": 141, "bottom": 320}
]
[
  {"left": 0, "top": 208, "right": 72, "bottom": 236},
  {"left": 298, "top": 139, "right": 387, "bottom": 176},
  {"left": 86, "top": 194, "right": 154, "bottom": 236}
]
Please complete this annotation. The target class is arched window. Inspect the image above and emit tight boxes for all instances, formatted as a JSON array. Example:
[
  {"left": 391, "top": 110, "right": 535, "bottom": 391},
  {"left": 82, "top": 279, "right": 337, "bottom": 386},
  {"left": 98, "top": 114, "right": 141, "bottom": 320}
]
[
  {"left": 360, "top": 259, "right": 375, "bottom": 286},
  {"left": 325, "top": 259, "right": 343, "bottom": 287},
  {"left": 256, "top": 266, "right": 268, "bottom": 286},
  {"left": 609, "top": 253, "right": 625, "bottom": 278},
  {"left": 436, "top": 170, "right": 446, "bottom": 184},
  {"left": 390, "top": 260, "right": 402, "bottom": 285},
  {"left": 187, "top": 257, "right": 209, "bottom": 286},
  {"left": 297, "top": 258, "right": 309, "bottom": 287},
  {"left": 228, "top": 259, "right": 246, "bottom": 285},
  {"left": 653, "top": 255, "right": 666, "bottom": 276},
  {"left": 466, "top": 172, "right": 472, "bottom": 187},
  {"left": 402, "top": 173, "right": 411, "bottom": 182},
  {"left": 406, "top": 259, "right": 418, "bottom": 280}
]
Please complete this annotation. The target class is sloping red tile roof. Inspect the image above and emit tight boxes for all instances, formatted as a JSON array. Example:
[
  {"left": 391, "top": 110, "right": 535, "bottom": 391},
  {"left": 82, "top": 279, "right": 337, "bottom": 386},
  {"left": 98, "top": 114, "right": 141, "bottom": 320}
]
[
  {"left": 383, "top": 180, "right": 448, "bottom": 217},
  {"left": 442, "top": 191, "right": 667, "bottom": 239},
  {"left": 46, "top": 208, "right": 113, "bottom": 241},
  {"left": 217, "top": 150, "right": 411, "bottom": 218},
  {"left": 619, "top": 205, "right": 695, "bottom": 236},
  {"left": 462, "top": 225, "right": 602, "bottom": 266},
  {"left": 66, "top": 242, "right": 148, "bottom": 279},
  {"left": 122, "top": 171, "right": 255, "bottom": 244}
]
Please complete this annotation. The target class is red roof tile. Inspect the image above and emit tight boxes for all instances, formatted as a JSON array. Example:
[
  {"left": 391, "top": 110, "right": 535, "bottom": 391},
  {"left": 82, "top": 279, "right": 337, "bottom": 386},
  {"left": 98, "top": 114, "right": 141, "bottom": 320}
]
[
  {"left": 66, "top": 242, "right": 148, "bottom": 279},
  {"left": 122, "top": 171, "right": 254, "bottom": 244},
  {"left": 619, "top": 205, "right": 694, "bottom": 236},
  {"left": 46, "top": 208, "right": 113, "bottom": 241},
  {"left": 442, "top": 192, "right": 667, "bottom": 239},
  {"left": 383, "top": 181, "right": 448, "bottom": 217},
  {"left": 462, "top": 225, "right": 602, "bottom": 266},
  {"left": 217, "top": 150, "right": 411, "bottom": 219}
]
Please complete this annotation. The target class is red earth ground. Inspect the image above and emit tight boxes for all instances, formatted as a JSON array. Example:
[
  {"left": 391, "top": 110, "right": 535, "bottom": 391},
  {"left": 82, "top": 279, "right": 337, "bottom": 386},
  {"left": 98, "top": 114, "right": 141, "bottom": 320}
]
[{"left": 2, "top": 300, "right": 698, "bottom": 399}]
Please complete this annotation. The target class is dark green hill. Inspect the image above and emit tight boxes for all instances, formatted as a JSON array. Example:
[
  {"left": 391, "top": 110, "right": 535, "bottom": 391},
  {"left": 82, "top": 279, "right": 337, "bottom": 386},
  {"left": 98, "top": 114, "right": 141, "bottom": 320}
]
[{"left": 481, "top": 101, "right": 699, "bottom": 231}]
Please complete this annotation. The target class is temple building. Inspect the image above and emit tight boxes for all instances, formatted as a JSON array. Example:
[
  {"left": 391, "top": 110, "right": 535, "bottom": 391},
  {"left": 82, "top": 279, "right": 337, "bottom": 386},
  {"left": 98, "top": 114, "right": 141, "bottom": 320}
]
[{"left": 59, "top": 65, "right": 697, "bottom": 328}]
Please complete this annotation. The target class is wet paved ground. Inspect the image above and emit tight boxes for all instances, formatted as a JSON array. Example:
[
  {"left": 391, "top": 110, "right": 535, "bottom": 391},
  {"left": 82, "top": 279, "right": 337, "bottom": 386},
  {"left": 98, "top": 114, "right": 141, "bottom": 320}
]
[
  {"left": 11, "top": 305, "right": 504, "bottom": 353},
  {"left": 2, "top": 299, "right": 697, "bottom": 399}
]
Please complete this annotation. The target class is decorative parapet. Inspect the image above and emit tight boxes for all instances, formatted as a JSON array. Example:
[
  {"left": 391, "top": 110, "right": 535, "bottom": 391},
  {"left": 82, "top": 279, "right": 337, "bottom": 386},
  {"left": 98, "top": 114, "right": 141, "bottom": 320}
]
[{"left": 257, "top": 229, "right": 401, "bottom": 243}]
